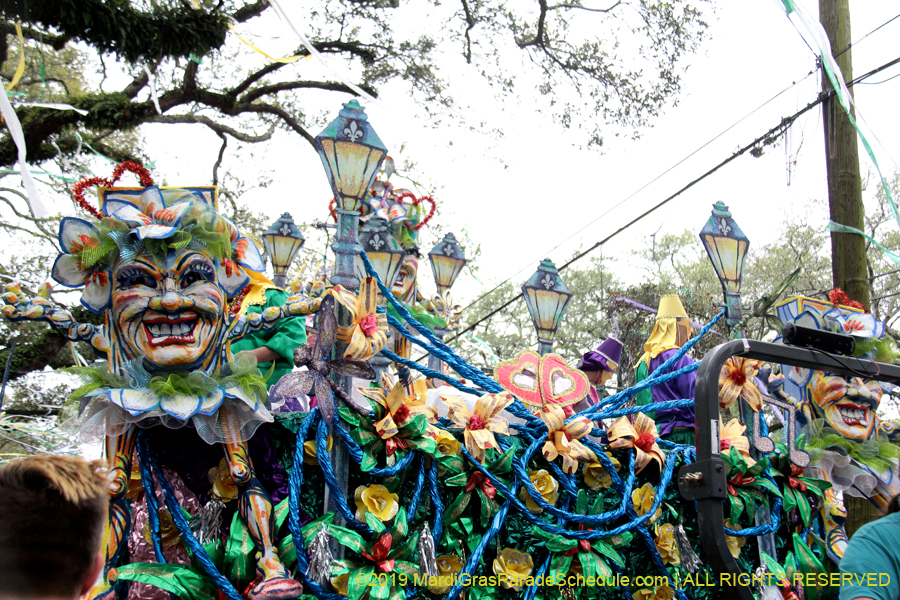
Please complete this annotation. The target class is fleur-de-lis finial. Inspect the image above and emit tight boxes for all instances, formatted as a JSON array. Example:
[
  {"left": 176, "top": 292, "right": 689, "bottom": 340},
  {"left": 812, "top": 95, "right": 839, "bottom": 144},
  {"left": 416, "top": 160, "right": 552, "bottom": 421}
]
[
  {"left": 278, "top": 223, "right": 292, "bottom": 236},
  {"left": 369, "top": 235, "right": 385, "bottom": 250},
  {"left": 716, "top": 217, "right": 732, "bottom": 236},
  {"left": 342, "top": 120, "right": 364, "bottom": 142},
  {"left": 541, "top": 273, "right": 555, "bottom": 290}
]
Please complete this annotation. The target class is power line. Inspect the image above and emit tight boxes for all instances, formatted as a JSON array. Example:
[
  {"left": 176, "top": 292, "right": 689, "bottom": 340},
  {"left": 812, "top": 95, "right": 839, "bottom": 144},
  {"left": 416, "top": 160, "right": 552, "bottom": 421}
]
[
  {"left": 835, "top": 12, "right": 900, "bottom": 59},
  {"left": 456, "top": 67, "right": 818, "bottom": 315},
  {"left": 451, "top": 54, "right": 900, "bottom": 342}
]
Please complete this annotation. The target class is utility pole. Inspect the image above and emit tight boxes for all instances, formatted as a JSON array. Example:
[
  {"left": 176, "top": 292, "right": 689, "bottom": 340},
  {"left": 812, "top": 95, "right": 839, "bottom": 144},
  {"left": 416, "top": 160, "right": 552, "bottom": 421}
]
[
  {"left": 820, "top": 0, "right": 870, "bottom": 311},
  {"left": 820, "top": 0, "right": 880, "bottom": 540}
]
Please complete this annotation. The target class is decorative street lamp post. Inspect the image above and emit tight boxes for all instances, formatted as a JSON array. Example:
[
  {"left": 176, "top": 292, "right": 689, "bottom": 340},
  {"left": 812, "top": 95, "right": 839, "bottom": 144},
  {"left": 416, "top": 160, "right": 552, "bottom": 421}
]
[
  {"left": 357, "top": 217, "right": 405, "bottom": 378},
  {"left": 356, "top": 217, "right": 406, "bottom": 291},
  {"left": 427, "top": 233, "right": 467, "bottom": 374},
  {"left": 522, "top": 259, "right": 572, "bottom": 355},
  {"left": 699, "top": 201, "right": 749, "bottom": 334},
  {"left": 698, "top": 201, "right": 774, "bottom": 559},
  {"left": 263, "top": 213, "right": 305, "bottom": 289},
  {"left": 315, "top": 99, "right": 388, "bottom": 290},
  {"left": 428, "top": 232, "right": 467, "bottom": 294},
  {"left": 314, "top": 100, "right": 387, "bottom": 552}
]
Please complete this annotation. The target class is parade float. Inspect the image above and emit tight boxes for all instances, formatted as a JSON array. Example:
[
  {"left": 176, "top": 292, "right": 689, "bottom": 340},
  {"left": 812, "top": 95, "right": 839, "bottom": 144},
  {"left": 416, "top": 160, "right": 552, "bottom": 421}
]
[{"left": 3, "top": 101, "right": 900, "bottom": 600}]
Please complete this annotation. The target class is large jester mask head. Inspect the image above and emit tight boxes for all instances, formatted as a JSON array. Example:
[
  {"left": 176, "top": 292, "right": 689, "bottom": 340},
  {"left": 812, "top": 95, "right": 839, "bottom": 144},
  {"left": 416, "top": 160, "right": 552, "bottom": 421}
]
[
  {"left": 52, "top": 186, "right": 265, "bottom": 374},
  {"left": 776, "top": 295, "right": 888, "bottom": 440}
]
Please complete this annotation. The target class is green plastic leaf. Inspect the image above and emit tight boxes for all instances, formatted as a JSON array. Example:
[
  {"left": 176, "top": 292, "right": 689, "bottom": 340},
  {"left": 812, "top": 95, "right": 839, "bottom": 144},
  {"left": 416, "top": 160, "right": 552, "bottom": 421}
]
[
  {"left": 407, "top": 437, "right": 438, "bottom": 456},
  {"left": 761, "top": 551, "right": 787, "bottom": 578},
  {"left": 391, "top": 530, "right": 419, "bottom": 560},
  {"left": 369, "top": 575, "right": 391, "bottom": 600},
  {"left": 738, "top": 489, "right": 757, "bottom": 524},
  {"left": 444, "top": 491, "right": 472, "bottom": 523},
  {"left": 578, "top": 549, "right": 600, "bottom": 578},
  {"left": 349, "top": 566, "right": 376, "bottom": 600},
  {"left": 590, "top": 494, "right": 605, "bottom": 516},
  {"left": 365, "top": 511, "right": 387, "bottom": 535},
  {"left": 224, "top": 509, "right": 255, "bottom": 590},
  {"left": 115, "top": 563, "right": 217, "bottom": 599},
  {"left": 302, "top": 513, "right": 336, "bottom": 545},
  {"left": 729, "top": 493, "right": 744, "bottom": 526},
  {"left": 550, "top": 553, "right": 573, "bottom": 580},
  {"left": 782, "top": 486, "right": 797, "bottom": 514},
  {"left": 361, "top": 450, "right": 378, "bottom": 472},
  {"left": 398, "top": 414, "right": 428, "bottom": 437},
  {"left": 328, "top": 524, "right": 368, "bottom": 555},
  {"left": 444, "top": 473, "right": 469, "bottom": 487},
  {"left": 751, "top": 476, "right": 783, "bottom": 498},
  {"left": 339, "top": 406, "right": 362, "bottom": 427},
  {"left": 388, "top": 583, "right": 407, "bottom": 600},
  {"left": 792, "top": 533, "right": 825, "bottom": 600},
  {"left": 487, "top": 446, "right": 516, "bottom": 474},
  {"left": 393, "top": 560, "right": 419, "bottom": 576},
  {"left": 437, "top": 453, "right": 465, "bottom": 475},
  {"left": 796, "top": 490, "right": 812, "bottom": 528},
  {"left": 591, "top": 540, "right": 625, "bottom": 568},
  {"left": 278, "top": 535, "right": 297, "bottom": 571},
  {"left": 576, "top": 490, "right": 588, "bottom": 515},
  {"left": 390, "top": 507, "right": 408, "bottom": 541},
  {"left": 274, "top": 496, "right": 290, "bottom": 533}
]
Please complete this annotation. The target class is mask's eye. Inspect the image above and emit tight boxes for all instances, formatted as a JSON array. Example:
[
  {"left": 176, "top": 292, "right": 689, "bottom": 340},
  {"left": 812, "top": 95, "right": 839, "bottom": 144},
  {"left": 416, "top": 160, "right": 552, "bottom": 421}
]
[
  {"left": 181, "top": 261, "right": 214, "bottom": 287},
  {"left": 117, "top": 266, "right": 157, "bottom": 289}
]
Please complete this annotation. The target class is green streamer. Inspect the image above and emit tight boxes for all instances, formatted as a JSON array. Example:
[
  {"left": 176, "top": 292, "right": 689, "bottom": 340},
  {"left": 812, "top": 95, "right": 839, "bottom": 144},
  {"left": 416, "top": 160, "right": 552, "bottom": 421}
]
[{"left": 827, "top": 221, "right": 900, "bottom": 265}]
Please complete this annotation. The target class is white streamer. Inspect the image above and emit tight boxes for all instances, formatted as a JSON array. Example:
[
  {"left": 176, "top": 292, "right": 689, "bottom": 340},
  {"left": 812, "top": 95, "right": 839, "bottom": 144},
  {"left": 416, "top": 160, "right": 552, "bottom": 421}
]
[
  {"left": 16, "top": 102, "right": 88, "bottom": 116},
  {"left": 267, "top": 0, "right": 381, "bottom": 106},
  {"left": 143, "top": 65, "right": 162, "bottom": 115},
  {"left": 0, "top": 91, "right": 49, "bottom": 218}
]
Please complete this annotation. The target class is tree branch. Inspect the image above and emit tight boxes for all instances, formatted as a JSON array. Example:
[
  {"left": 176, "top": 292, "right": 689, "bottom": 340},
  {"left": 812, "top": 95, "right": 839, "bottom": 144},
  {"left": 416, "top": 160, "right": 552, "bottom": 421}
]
[
  {"left": 212, "top": 132, "right": 227, "bottom": 186},
  {"left": 240, "top": 79, "right": 376, "bottom": 104},
  {"left": 0, "top": 22, "right": 70, "bottom": 50},
  {"left": 122, "top": 70, "right": 150, "bottom": 99},
  {"left": 460, "top": 0, "right": 477, "bottom": 64},
  {"left": 517, "top": 0, "right": 549, "bottom": 48},
  {"left": 142, "top": 114, "right": 275, "bottom": 143},
  {"left": 233, "top": 0, "right": 271, "bottom": 23},
  {"left": 547, "top": 0, "right": 623, "bottom": 13},
  {"left": 237, "top": 103, "right": 315, "bottom": 147}
]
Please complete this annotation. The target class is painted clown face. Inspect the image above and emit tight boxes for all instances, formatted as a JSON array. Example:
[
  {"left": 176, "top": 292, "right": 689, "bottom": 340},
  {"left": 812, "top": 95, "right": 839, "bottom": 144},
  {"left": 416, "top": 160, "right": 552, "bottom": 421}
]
[
  {"left": 111, "top": 249, "right": 227, "bottom": 372},
  {"left": 391, "top": 254, "right": 418, "bottom": 304},
  {"left": 808, "top": 372, "right": 883, "bottom": 440}
]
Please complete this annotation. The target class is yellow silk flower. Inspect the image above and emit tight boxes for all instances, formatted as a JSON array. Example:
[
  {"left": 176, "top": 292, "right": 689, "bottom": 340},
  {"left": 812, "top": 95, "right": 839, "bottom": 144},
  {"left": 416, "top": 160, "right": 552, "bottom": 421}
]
[
  {"left": 633, "top": 585, "right": 675, "bottom": 600},
  {"left": 718, "top": 357, "right": 763, "bottom": 411},
  {"left": 331, "top": 278, "right": 389, "bottom": 360},
  {"left": 519, "top": 469, "right": 559, "bottom": 513},
  {"left": 654, "top": 523, "right": 680, "bottom": 566},
  {"left": 442, "top": 392, "right": 513, "bottom": 463},
  {"left": 539, "top": 405, "right": 597, "bottom": 474},
  {"left": 632, "top": 482, "right": 662, "bottom": 523},
  {"left": 302, "top": 435, "right": 333, "bottom": 466},
  {"left": 719, "top": 418, "right": 756, "bottom": 467},
  {"left": 354, "top": 484, "right": 399, "bottom": 522},
  {"left": 583, "top": 453, "right": 621, "bottom": 490},
  {"left": 607, "top": 413, "right": 665, "bottom": 475},
  {"left": 724, "top": 519, "right": 746, "bottom": 558},
  {"left": 493, "top": 548, "right": 534, "bottom": 591},
  {"left": 330, "top": 572, "right": 350, "bottom": 596},
  {"left": 427, "top": 555, "right": 465, "bottom": 594},
  {"left": 435, "top": 429, "right": 462, "bottom": 456}
]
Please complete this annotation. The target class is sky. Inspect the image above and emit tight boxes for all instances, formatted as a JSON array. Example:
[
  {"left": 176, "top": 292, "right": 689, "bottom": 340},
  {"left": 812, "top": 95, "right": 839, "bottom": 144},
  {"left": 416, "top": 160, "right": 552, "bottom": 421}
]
[
  {"left": 131, "top": 0, "right": 900, "bottom": 311},
  {"left": 10, "top": 0, "right": 900, "bottom": 311}
]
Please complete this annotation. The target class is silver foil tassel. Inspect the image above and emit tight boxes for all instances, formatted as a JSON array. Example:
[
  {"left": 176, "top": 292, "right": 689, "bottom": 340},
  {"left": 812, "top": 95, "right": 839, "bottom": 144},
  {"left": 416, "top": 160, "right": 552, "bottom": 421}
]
[
  {"left": 756, "top": 566, "right": 783, "bottom": 600},
  {"left": 308, "top": 525, "right": 334, "bottom": 589},
  {"left": 191, "top": 499, "right": 225, "bottom": 545},
  {"left": 673, "top": 521, "right": 702, "bottom": 574},
  {"left": 417, "top": 522, "right": 438, "bottom": 579}
]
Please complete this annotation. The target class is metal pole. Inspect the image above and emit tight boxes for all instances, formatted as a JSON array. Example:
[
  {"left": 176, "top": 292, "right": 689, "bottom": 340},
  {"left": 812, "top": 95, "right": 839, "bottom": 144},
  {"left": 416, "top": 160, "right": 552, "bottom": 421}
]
[
  {"left": 272, "top": 273, "right": 286, "bottom": 290},
  {"left": 428, "top": 327, "right": 447, "bottom": 374},
  {"left": 537, "top": 339, "right": 553, "bottom": 356},
  {"left": 323, "top": 206, "right": 362, "bottom": 558}
]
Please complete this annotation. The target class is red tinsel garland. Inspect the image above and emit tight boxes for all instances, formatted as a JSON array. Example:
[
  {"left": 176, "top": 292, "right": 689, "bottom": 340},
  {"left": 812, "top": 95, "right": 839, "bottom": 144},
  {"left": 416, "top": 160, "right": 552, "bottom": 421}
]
[
  {"left": 829, "top": 288, "right": 866, "bottom": 312},
  {"left": 71, "top": 161, "right": 155, "bottom": 220}
]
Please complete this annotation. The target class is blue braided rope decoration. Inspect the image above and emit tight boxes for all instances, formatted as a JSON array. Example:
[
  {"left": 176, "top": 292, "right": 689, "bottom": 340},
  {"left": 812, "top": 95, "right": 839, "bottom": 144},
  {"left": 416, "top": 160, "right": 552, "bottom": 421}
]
[
  {"left": 287, "top": 408, "right": 346, "bottom": 600},
  {"left": 137, "top": 447, "right": 166, "bottom": 564},
  {"left": 317, "top": 419, "right": 371, "bottom": 534},
  {"left": 427, "top": 459, "right": 445, "bottom": 545},
  {"left": 136, "top": 432, "right": 243, "bottom": 600}
]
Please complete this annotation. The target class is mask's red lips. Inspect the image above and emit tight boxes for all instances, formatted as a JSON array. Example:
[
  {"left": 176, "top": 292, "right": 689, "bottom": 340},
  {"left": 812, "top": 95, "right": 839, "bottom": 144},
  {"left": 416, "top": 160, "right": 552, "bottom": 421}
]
[{"left": 143, "top": 313, "right": 199, "bottom": 347}]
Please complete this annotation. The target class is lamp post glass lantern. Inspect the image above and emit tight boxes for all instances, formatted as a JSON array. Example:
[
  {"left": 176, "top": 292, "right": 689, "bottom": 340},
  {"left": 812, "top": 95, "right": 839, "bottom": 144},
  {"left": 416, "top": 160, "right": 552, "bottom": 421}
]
[
  {"left": 263, "top": 213, "right": 305, "bottom": 289},
  {"left": 699, "top": 201, "right": 749, "bottom": 332},
  {"left": 315, "top": 100, "right": 388, "bottom": 290},
  {"left": 428, "top": 232, "right": 467, "bottom": 294},
  {"left": 522, "top": 259, "right": 572, "bottom": 355},
  {"left": 356, "top": 218, "right": 405, "bottom": 294}
]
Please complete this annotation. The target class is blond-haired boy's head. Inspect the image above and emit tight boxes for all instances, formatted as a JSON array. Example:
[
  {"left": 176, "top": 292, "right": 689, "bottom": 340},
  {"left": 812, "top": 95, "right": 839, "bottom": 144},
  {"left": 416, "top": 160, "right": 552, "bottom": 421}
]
[{"left": 0, "top": 454, "right": 108, "bottom": 599}]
